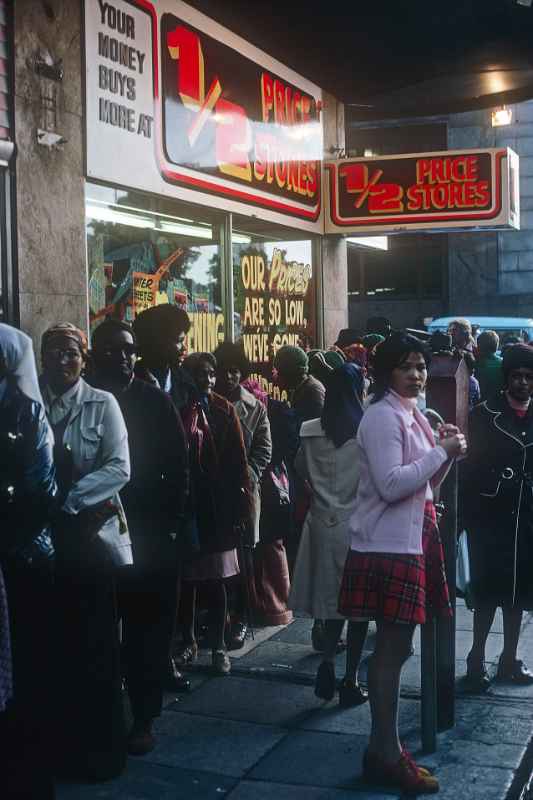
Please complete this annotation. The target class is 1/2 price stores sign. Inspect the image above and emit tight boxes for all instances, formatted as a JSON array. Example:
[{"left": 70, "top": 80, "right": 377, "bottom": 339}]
[{"left": 325, "top": 148, "right": 520, "bottom": 234}]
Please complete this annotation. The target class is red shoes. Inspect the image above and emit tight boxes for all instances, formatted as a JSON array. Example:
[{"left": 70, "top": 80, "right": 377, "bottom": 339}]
[{"left": 363, "top": 748, "right": 439, "bottom": 794}]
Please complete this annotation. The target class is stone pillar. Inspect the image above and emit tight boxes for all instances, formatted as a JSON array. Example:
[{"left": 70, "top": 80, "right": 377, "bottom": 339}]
[
  {"left": 14, "top": 0, "right": 87, "bottom": 348},
  {"left": 320, "top": 91, "right": 348, "bottom": 347}
]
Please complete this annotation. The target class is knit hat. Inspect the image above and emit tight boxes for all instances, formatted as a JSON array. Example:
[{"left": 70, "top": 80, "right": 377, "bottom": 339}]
[
  {"left": 362, "top": 333, "right": 385, "bottom": 350},
  {"left": 273, "top": 345, "right": 308, "bottom": 375}
]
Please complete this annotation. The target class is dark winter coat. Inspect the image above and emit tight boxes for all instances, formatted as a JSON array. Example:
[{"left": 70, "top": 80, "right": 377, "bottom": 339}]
[
  {"left": 0, "top": 383, "right": 57, "bottom": 564},
  {"left": 462, "top": 393, "right": 533, "bottom": 608},
  {"left": 112, "top": 378, "right": 189, "bottom": 568},
  {"left": 183, "top": 392, "right": 251, "bottom": 554}
]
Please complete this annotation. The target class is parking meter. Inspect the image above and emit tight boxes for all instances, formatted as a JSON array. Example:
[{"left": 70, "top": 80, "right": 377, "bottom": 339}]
[
  {"left": 426, "top": 354, "right": 469, "bottom": 436},
  {"left": 421, "top": 352, "right": 469, "bottom": 748}
]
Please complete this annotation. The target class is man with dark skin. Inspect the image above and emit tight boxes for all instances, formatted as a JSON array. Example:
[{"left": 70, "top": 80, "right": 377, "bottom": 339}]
[
  {"left": 132, "top": 305, "right": 196, "bottom": 411},
  {"left": 91, "top": 319, "right": 190, "bottom": 756}
]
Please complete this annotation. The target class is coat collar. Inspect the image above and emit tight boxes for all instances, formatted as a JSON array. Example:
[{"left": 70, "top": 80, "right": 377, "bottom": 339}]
[
  {"left": 383, "top": 391, "right": 435, "bottom": 445},
  {"left": 234, "top": 385, "right": 257, "bottom": 410},
  {"left": 482, "top": 392, "right": 533, "bottom": 449}
]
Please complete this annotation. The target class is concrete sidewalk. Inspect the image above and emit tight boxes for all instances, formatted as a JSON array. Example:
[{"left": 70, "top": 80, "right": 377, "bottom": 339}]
[{"left": 57, "top": 602, "right": 533, "bottom": 799}]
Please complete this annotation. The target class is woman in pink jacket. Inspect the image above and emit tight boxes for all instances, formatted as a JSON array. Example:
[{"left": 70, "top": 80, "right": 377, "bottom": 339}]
[{"left": 338, "top": 333, "right": 466, "bottom": 795}]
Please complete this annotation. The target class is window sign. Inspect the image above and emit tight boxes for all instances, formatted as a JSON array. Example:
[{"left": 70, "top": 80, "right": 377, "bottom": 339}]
[{"left": 233, "top": 240, "right": 316, "bottom": 399}]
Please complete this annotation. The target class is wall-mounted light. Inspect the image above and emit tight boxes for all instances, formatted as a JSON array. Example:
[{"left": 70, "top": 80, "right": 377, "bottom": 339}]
[{"left": 492, "top": 106, "right": 513, "bottom": 127}]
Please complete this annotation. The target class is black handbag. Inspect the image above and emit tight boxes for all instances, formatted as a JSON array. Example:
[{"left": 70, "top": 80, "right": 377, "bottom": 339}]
[{"left": 259, "top": 461, "right": 292, "bottom": 543}]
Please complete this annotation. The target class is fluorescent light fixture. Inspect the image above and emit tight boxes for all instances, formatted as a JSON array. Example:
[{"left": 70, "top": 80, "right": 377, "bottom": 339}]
[
  {"left": 86, "top": 204, "right": 155, "bottom": 229},
  {"left": 347, "top": 236, "right": 388, "bottom": 251},
  {"left": 232, "top": 233, "right": 252, "bottom": 244},
  {"left": 364, "top": 148, "right": 376, "bottom": 158},
  {"left": 158, "top": 220, "right": 212, "bottom": 239},
  {"left": 492, "top": 106, "right": 512, "bottom": 127},
  {"left": 87, "top": 203, "right": 215, "bottom": 240}
]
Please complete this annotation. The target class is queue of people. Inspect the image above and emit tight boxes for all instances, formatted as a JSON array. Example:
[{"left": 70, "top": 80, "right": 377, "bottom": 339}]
[{"left": 2, "top": 310, "right": 533, "bottom": 796}]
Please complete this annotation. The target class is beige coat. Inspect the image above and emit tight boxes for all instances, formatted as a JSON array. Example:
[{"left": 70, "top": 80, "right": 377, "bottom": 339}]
[
  {"left": 288, "top": 418, "right": 359, "bottom": 619},
  {"left": 233, "top": 386, "right": 272, "bottom": 545}
]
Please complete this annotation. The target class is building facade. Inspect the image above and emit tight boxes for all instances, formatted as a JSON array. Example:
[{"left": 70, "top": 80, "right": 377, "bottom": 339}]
[
  {"left": 9, "top": 0, "right": 348, "bottom": 391},
  {"left": 346, "top": 104, "right": 533, "bottom": 330}
]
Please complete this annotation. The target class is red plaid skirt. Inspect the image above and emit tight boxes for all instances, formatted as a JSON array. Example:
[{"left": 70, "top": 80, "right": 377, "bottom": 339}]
[{"left": 338, "top": 502, "right": 452, "bottom": 625}]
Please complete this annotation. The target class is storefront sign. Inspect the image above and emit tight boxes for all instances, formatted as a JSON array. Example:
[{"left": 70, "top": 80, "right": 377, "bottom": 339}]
[
  {"left": 84, "top": 0, "right": 323, "bottom": 233},
  {"left": 325, "top": 148, "right": 520, "bottom": 234},
  {"left": 235, "top": 243, "right": 316, "bottom": 400}
]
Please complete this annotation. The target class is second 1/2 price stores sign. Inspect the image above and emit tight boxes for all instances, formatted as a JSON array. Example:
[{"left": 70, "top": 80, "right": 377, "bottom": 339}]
[{"left": 325, "top": 148, "right": 520, "bottom": 234}]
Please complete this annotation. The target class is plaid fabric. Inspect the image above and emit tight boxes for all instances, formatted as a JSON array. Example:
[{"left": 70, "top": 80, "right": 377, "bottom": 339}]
[{"left": 338, "top": 502, "right": 452, "bottom": 625}]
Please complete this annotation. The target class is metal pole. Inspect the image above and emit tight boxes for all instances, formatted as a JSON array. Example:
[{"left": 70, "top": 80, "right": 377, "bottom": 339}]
[
  {"left": 421, "top": 617, "right": 437, "bottom": 753},
  {"left": 221, "top": 213, "right": 234, "bottom": 342},
  {"left": 436, "top": 463, "right": 457, "bottom": 731}
]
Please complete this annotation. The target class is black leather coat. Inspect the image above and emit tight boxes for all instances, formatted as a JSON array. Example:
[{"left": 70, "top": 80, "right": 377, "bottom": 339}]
[
  {"left": 0, "top": 383, "right": 57, "bottom": 565},
  {"left": 462, "top": 392, "right": 533, "bottom": 608}
]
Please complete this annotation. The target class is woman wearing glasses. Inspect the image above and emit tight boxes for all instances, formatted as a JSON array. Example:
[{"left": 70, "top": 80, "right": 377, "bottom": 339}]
[{"left": 40, "top": 322, "right": 132, "bottom": 781}]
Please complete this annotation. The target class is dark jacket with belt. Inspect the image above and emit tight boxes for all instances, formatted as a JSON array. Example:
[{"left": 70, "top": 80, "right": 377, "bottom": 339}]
[
  {"left": 0, "top": 383, "right": 57, "bottom": 564},
  {"left": 462, "top": 392, "right": 533, "bottom": 607}
]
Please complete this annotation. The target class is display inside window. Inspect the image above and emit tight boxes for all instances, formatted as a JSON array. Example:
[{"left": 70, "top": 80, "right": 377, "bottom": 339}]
[
  {"left": 233, "top": 238, "right": 316, "bottom": 398},
  {"left": 86, "top": 184, "right": 225, "bottom": 353}
]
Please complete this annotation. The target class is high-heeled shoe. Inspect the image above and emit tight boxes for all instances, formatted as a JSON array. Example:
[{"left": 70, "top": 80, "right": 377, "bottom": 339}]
[{"left": 338, "top": 677, "right": 368, "bottom": 708}]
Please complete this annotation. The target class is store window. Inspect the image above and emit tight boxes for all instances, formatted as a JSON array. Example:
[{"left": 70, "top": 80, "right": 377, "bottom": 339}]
[
  {"left": 86, "top": 183, "right": 225, "bottom": 353},
  {"left": 232, "top": 219, "right": 317, "bottom": 398}
]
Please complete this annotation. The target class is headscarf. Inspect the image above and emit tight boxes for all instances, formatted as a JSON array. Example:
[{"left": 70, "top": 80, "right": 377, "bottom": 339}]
[
  {"left": 242, "top": 378, "right": 268, "bottom": 406},
  {"left": 0, "top": 323, "right": 44, "bottom": 405},
  {"left": 343, "top": 342, "right": 367, "bottom": 370},
  {"left": 320, "top": 362, "right": 364, "bottom": 448},
  {"left": 502, "top": 343, "right": 533, "bottom": 378},
  {"left": 41, "top": 322, "right": 88, "bottom": 356}
]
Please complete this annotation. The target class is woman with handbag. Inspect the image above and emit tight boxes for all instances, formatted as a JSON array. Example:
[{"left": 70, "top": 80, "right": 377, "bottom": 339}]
[
  {"left": 338, "top": 333, "right": 466, "bottom": 794},
  {"left": 40, "top": 322, "right": 132, "bottom": 781},
  {"left": 0, "top": 323, "right": 57, "bottom": 800},
  {"left": 179, "top": 352, "right": 251, "bottom": 676},
  {"left": 289, "top": 363, "right": 369, "bottom": 708}
]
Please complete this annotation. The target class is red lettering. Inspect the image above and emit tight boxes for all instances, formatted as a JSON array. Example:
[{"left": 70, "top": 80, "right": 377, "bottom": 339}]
[
  {"left": 261, "top": 72, "right": 273, "bottom": 123},
  {"left": 274, "top": 80, "right": 285, "bottom": 124}
]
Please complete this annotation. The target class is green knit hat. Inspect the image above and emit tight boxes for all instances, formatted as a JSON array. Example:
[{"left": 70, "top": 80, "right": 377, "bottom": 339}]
[
  {"left": 362, "top": 333, "right": 385, "bottom": 349},
  {"left": 274, "top": 345, "right": 308, "bottom": 375}
]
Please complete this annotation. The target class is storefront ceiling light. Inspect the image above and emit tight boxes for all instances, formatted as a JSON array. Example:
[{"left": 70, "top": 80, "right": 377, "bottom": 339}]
[
  {"left": 347, "top": 236, "right": 389, "bottom": 251},
  {"left": 492, "top": 106, "right": 512, "bottom": 127},
  {"left": 86, "top": 204, "right": 155, "bottom": 229}
]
